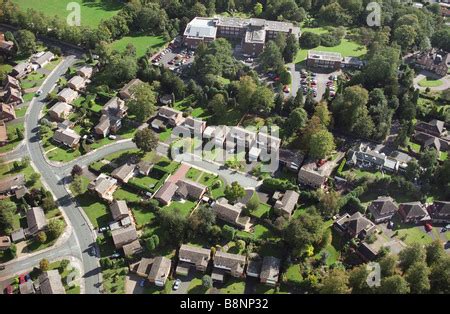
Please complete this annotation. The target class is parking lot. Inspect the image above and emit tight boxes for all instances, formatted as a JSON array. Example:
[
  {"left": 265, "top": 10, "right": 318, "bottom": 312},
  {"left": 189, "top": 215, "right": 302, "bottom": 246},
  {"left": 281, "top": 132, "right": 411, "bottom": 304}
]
[{"left": 150, "top": 43, "right": 195, "bottom": 74}]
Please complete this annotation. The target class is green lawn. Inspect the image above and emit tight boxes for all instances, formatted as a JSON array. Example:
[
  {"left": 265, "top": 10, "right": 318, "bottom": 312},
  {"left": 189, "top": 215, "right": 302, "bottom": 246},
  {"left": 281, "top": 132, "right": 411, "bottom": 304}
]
[
  {"left": 113, "top": 187, "right": 141, "bottom": 202},
  {"left": 0, "top": 122, "right": 24, "bottom": 154},
  {"left": 130, "top": 204, "right": 156, "bottom": 227},
  {"left": 418, "top": 77, "right": 443, "bottom": 88},
  {"left": 102, "top": 267, "right": 128, "bottom": 294},
  {"left": 221, "top": 278, "right": 245, "bottom": 294},
  {"left": 158, "top": 128, "right": 173, "bottom": 142},
  {"left": 48, "top": 260, "right": 80, "bottom": 294},
  {"left": 20, "top": 71, "right": 46, "bottom": 89},
  {"left": 110, "top": 35, "right": 167, "bottom": 57},
  {"left": 392, "top": 222, "right": 433, "bottom": 246},
  {"left": 187, "top": 275, "right": 208, "bottom": 294},
  {"left": 76, "top": 193, "right": 110, "bottom": 228},
  {"left": 162, "top": 200, "right": 196, "bottom": 217},
  {"left": 185, "top": 167, "right": 202, "bottom": 181},
  {"left": 11, "top": 0, "right": 123, "bottom": 27},
  {"left": 283, "top": 264, "right": 302, "bottom": 284}
]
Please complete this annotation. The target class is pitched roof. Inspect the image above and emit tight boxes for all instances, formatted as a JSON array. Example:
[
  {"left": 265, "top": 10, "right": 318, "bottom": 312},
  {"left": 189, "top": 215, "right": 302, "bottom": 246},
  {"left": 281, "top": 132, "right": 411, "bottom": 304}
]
[
  {"left": 347, "top": 212, "right": 375, "bottom": 235},
  {"left": 57, "top": 88, "right": 78, "bottom": 103},
  {"left": 111, "top": 163, "right": 135, "bottom": 182},
  {"left": 26, "top": 207, "right": 47, "bottom": 234},
  {"left": 148, "top": 256, "right": 172, "bottom": 282},
  {"left": 39, "top": 270, "right": 65, "bottom": 294},
  {"left": 119, "top": 78, "right": 143, "bottom": 99},
  {"left": 102, "top": 97, "right": 126, "bottom": 117},
  {"left": 179, "top": 244, "right": 211, "bottom": 268},
  {"left": 399, "top": 202, "right": 428, "bottom": 219},
  {"left": 0, "top": 174, "right": 25, "bottom": 193},
  {"left": 213, "top": 251, "right": 246, "bottom": 274},
  {"left": 0, "top": 120, "right": 7, "bottom": 142},
  {"left": 135, "top": 257, "right": 154, "bottom": 277},
  {"left": 260, "top": 256, "right": 281, "bottom": 282},
  {"left": 430, "top": 201, "right": 450, "bottom": 217},
  {"left": 49, "top": 102, "right": 72, "bottom": 116},
  {"left": 122, "top": 239, "right": 143, "bottom": 257},
  {"left": 137, "top": 161, "right": 153, "bottom": 174},
  {"left": 33, "top": 51, "right": 54, "bottom": 66},
  {"left": 273, "top": 190, "right": 299, "bottom": 215},
  {"left": 19, "top": 281, "right": 35, "bottom": 294},
  {"left": 0, "top": 103, "right": 16, "bottom": 119},
  {"left": 154, "top": 181, "right": 178, "bottom": 204},
  {"left": 77, "top": 66, "right": 93, "bottom": 78},
  {"left": 0, "top": 235, "right": 11, "bottom": 249},
  {"left": 368, "top": 196, "right": 398, "bottom": 216},
  {"left": 53, "top": 128, "right": 80, "bottom": 146},
  {"left": 212, "top": 199, "right": 242, "bottom": 225},
  {"left": 176, "top": 179, "right": 207, "bottom": 200},
  {"left": 68, "top": 75, "right": 85, "bottom": 89},
  {"left": 4, "top": 75, "right": 19, "bottom": 87},
  {"left": 89, "top": 174, "right": 117, "bottom": 195},
  {"left": 110, "top": 200, "right": 129, "bottom": 221},
  {"left": 111, "top": 225, "right": 138, "bottom": 248},
  {"left": 158, "top": 106, "right": 182, "bottom": 119}
]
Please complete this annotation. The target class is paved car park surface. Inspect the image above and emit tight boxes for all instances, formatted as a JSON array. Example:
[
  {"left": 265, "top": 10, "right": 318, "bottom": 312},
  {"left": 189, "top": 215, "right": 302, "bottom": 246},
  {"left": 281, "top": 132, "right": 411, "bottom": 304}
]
[{"left": 151, "top": 44, "right": 195, "bottom": 74}]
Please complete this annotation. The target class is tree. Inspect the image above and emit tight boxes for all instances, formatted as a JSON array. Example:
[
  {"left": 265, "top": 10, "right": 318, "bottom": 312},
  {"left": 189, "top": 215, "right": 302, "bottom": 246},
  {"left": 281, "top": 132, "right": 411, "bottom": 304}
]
[
  {"left": 429, "top": 255, "right": 450, "bottom": 294},
  {"left": 16, "top": 127, "right": 24, "bottom": 140},
  {"left": 283, "top": 34, "right": 299, "bottom": 63},
  {"left": 286, "top": 107, "right": 307, "bottom": 135},
  {"left": 222, "top": 225, "right": 236, "bottom": 241},
  {"left": 202, "top": 274, "right": 213, "bottom": 289},
  {"left": 253, "top": 86, "right": 275, "bottom": 114},
  {"left": 378, "top": 275, "right": 410, "bottom": 294},
  {"left": 284, "top": 212, "right": 324, "bottom": 256},
  {"left": 0, "top": 200, "right": 16, "bottom": 234},
  {"left": 126, "top": 83, "right": 156, "bottom": 122},
  {"left": 146, "top": 237, "right": 156, "bottom": 251},
  {"left": 48, "top": 219, "right": 64, "bottom": 239},
  {"left": 188, "top": 205, "right": 216, "bottom": 236},
  {"left": 317, "top": 190, "right": 340, "bottom": 217},
  {"left": 308, "top": 129, "right": 335, "bottom": 159},
  {"left": 15, "top": 30, "right": 36, "bottom": 56},
  {"left": 399, "top": 243, "right": 426, "bottom": 271},
  {"left": 280, "top": 70, "right": 291, "bottom": 86},
  {"left": 159, "top": 208, "right": 187, "bottom": 245},
  {"left": 28, "top": 173, "right": 41, "bottom": 186},
  {"left": 71, "top": 165, "right": 83, "bottom": 177},
  {"left": 253, "top": 2, "right": 263, "bottom": 16},
  {"left": 299, "top": 32, "right": 321, "bottom": 49},
  {"left": 70, "top": 175, "right": 84, "bottom": 196},
  {"left": 313, "top": 102, "right": 331, "bottom": 128},
  {"left": 404, "top": 160, "right": 420, "bottom": 182},
  {"left": 245, "top": 193, "right": 260, "bottom": 214},
  {"left": 40, "top": 258, "right": 50, "bottom": 271},
  {"left": 431, "top": 28, "right": 450, "bottom": 52},
  {"left": 133, "top": 129, "right": 159, "bottom": 152},
  {"left": 319, "top": 268, "right": 350, "bottom": 294},
  {"left": 209, "top": 94, "right": 227, "bottom": 116},
  {"left": 426, "top": 240, "right": 445, "bottom": 266},
  {"left": 42, "top": 196, "right": 57, "bottom": 212},
  {"left": 37, "top": 231, "right": 47, "bottom": 243},
  {"left": 379, "top": 254, "right": 397, "bottom": 277},
  {"left": 224, "top": 181, "right": 245, "bottom": 204},
  {"left": 236, "top": 76, "right": 257, "bottom": 112},
  {"left": 258, "top": 41, "right": 284, "bottom": 73},
  {"left": 348, "top": 265, "right": 372, "bottom": 294},
  {"left": 405, "top": 261, "right": 430, "bottom": 294}
]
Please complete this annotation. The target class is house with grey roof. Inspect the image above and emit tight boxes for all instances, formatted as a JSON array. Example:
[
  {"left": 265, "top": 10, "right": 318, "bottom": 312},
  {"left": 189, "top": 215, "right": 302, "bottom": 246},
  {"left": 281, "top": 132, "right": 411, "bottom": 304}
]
[
  {"left": 175, "top": 179, "right": 207, "bottom": 201},
  {"left": 177, "top": 244, "right": 211, "bottom": 275},
  {"left": 398, "top": 202, "right": 430, "bottom": 224},
  {"left": 57, "top": 88, "right": 78, "bottom": 104},
  {"left": 39, "top": 270, "right": 65, "bottom": 294},
  {"left": 19, "top": 281, "right": 35, "bottom": 294},
  {"left": 0, "top": 235, "right": 11, "bottom": 251},
  {"left": 427, "top": 201, "right": 450, "bottom": 223},
  {"left": 180, "top": 117, "right": 207, "bottom": 137},
  {"left": 132, "top": 257, "right": 154, "bottom": 278},
  {"left": 123, "top": 239, "right": 143, "bottom": 257},
  {"left": 367, "top": 196, "right": 398, "bottom": 223},
  {"left": 0, "top": 174, "right": 24, "bottom": 195},
  {"left": 273, "top": 190, "right": 299, "bottom": 218},
  {"left": 48, "top": 102, "right": 73, "bottom": 122},
  {"left": 110, "top": 200, "right": 130, "bottom": 221},
  {"left": 111, "top": 163, "right": 135, "bottom": 183},
  {"left": 111, "top": 225, "right": 139, "bottom": 250},
  {"left": 11, "top": 62, "right": 32, "bottom": 79},
  {"left": 154, "top": 181, "right": 179, "bottom": 206},
  {"left": 334, "top": 212, "right": 377, "bottom": 240},
  {"left": 152, "top": 106, "right": 184, "bottom": 129},
  {"left": 347, "top": 144, "right": 398, "bottom": 173},
  {"left": 67, "top": 75, "right": 86, "bottom": 91},
  {"left": 246, "top": 253, "right": 262, "bottom": 278},
  {"left": 88, "top": 173, "right": 118, "bottom": 202},
  {"left": 260, "top": 256, "right": 281, "bottom": 286},
  {"left": 137, "top": 161, "right": 153, "bottom": 176},
  {"left": 31, "top": 51, "right": 55, "bottom": 68},
  {"left": 415, "top": 119, "right": 447, "bottom": 138},
  {"left": 212, "top": 251, "right": 246, "bottom": 282},
  {"left": 26, "top": 207, "right": 47, "bottom": 235},
  {"left": 212, "top": 198, "right": 251, "bottom": 230},
  {"left": 148, "top": 256, "right": 172, "bottom": 287},
  {"left": 298, "top": 159, "right": 335, "bottom": 189},
  {"left": 119, "top": 78, "right": 143, "bottom": 100},
  {"left": 77, "top": 66, "right": 93, "bottom": 79},
  {"left": 53, "top": 128, "right": 81, "bottom": 148}
]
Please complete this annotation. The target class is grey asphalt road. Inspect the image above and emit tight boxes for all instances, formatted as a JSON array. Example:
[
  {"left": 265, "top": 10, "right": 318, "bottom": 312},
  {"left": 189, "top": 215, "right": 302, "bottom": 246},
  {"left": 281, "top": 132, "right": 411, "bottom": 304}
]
[{"left": 0, "top": 56, "right": 102, "bottom": 293}]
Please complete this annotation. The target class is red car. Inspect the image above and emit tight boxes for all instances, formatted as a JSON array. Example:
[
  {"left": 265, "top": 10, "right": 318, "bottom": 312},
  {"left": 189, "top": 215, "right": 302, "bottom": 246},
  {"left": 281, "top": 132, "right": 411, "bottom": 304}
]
[
  {"left": 19, "top": 274, "right": 26, "bottom": 284},
  {"left": 425, "top": 223, "right": 433, "bottom": 232}
]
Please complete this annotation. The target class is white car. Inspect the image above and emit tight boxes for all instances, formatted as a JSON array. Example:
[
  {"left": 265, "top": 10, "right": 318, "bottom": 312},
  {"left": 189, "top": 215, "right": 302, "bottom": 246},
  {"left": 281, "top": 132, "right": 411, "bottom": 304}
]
[
  {"left": 35, "top": 90, "right": 43, "bottom": 96},
  {"left": 173, "top": 279, "right": 181, "bottom": 290},
  {"left": 108, "top": 135, "right": 117, "bottom": 140}
]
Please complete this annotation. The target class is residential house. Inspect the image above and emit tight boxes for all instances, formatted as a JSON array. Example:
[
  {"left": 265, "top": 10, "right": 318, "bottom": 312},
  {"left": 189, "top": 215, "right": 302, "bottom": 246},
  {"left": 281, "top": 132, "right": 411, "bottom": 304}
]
[
  {"left": 67, "top": 75, "right": 86, "bottom": 91},
  {"left": 10, "top": 62, "right": 32, "bottom": 79},
  {"left": 367, "top": 196, "right": 398, "bottom": 223},
  {"left": 26, "top": 207, "right": 47, "bottom": 235},
  {"left": 246, "top": 253, "right": 262, "bottom": 278},
  {"left": 4, "top": 87, "right": 23, "bottom": 105},
  {"left": 31, "top": 51, "right": 55, "bottom": 69},
  {"left": 137, "top": 161, "right": 153, "bottom": 176},
  {"left": 148, "top": 256, "right": 172, "bottom": 287},
  {"left": 111, "top": 225, "right": 139, "bottom": 249},
  {"left": 203, "top": 125, "right": 229, "bottom": 148},
  {"left": 175, "top": 179, "right": 207, "bottom": 201},
  {"left": 14, "top": 186, "right": 29, "bottom": 199},
  {"left": 212, "top": 198, "right": 251, "bottom": 230},
  {"left": 176, "top": 244, "right": 211, "bottom": 275},
  {"left": 0, "top": 174, "right": 25, "bottom": 195},
  {"left": 0, "top": 32, "right": 14, "bottom": 54},
  {"left": 95, "top": 97, "right": 127, "bottom": 137},
  {"left": 57, "top": 119, "right": 75, "bottom": 130},
  {"left": 48, "top": 102, "right": 73, "bottom": 121},
  {"left": 101, "top": 97, "right": 127, "bottom": 119},
  {"left": 77, "top": 66, "right": 93, "bottom": 79},
  {"left": 119, "top": 78, "right": 143, "bottom": 100},
  {"left": 180, "top": 117, "right": 207, "bottom": 137},
  {"left": 260, "top": 256, "right": 281, "bottom": 286},
  {"left": 414, "top": 131, "right": 449, "bottom": 153},
  {"left": 133, "top": 258, "right": 154, "bottom": 278},
  {"left": 39, "top": 270, "right": 66, "bottom": 294},
  {"left": 0, "top": 103, "right": 16, "bottom": 121},
  {"left": 111, "top": 163, "right": 135, "bottom": 183},
  {"left": 398, "top": 202, "right": 430, "bottom": 224},
  {"left": 212, "top": 251, "right": 246, "bottom": 282},
  {"left": 159, "top": 94, "right": 173, "bottom": 106},
  {"left": 110, "top": 200, "right": 130, "bottom": 221},
  {"left": 0, "top": 120, "right": 8, "bottom": 146},
  {"left": 152, "top": 106, "right": 184, "bottom": 130},
  {"left": 347, "top": 144, "right": 398, "bottom": 173},
  {"left": 57, "top": 88, "right": 78, "bottom": 104},
  {"left": 415, "top": 119, "right": 447, "bottom": 138},
  {"left": 298, "top": 159, "right": 335, "bottom": 189},
  {"left": 334, "top": 212, "right": 377, "bottom": 240},
  {"left": 123, "top": 239, "right": 143, "bottom": 257},
  {"left": 154, "top": 181, "right": 179, "bottom": 206},
  {"left": 0, "top": 236, "right": 11, "bottom": 251},
  {"left": 250, "top": 131, "right": 281, "bottom": 161},
  {"left": 427, "top": 201, "right": 450, "bottom": 224},
  {"left": 88, "top": 173, "right": 118, "bottom": 202},
  {"left": 225, "top": 126, "right": 257, "bottom": 152},
  {"left": 10, "top": 228, "right": 25, "bottom": 243},
  {"left": 410, "top": 49, "right": 449, "bottom": 77},
  {"left": 272, "top": 190, "right": 299, "bottom": 218},
  {"left": 307, "top": 50, "right": 343, "bottom": 70},
  {"left": 53, "top": 128, "right": 81, "bottom": 148},
  {"left": 3, "top": 75, "right": 20, "bottom": 89}
]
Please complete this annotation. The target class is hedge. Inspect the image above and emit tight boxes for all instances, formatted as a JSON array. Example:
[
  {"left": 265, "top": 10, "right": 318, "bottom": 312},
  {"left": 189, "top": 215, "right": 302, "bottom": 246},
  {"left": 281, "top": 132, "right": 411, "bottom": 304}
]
[
  {"left": 336, "top": 158, "right": 346, "bottom": 176},
  {"left": 262, "top": 178, "right": 298, "bottom": 193}
]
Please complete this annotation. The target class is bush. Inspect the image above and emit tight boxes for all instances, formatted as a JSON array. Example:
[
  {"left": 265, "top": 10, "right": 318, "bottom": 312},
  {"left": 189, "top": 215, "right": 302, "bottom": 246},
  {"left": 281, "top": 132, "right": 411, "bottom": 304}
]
[
  {"left": 300, "top": 32, "right": 321, "bottom": 49},
  {"left": 222, "top": 225, "right": 236, "bottom": 241},
  {"left": 319, "top": 33, "right": 341, "bottom": 47},
  {"left": 262, "top": 178, "right": 298, "bottom": 193}
]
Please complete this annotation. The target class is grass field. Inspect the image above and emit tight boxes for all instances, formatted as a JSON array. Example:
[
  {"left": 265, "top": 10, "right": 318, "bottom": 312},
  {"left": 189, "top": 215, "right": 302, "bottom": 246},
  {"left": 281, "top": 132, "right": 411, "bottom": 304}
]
[
  {"left": 418, "top": 77, "right": 444, "bottom": 88},
  {"left": 110, "top": 35, "right": 167, "bottom": 57},
  {"left": 0, "top": 122, "right": 25, "bottom": 154},
  {"left": 11, "top": 0, "right": 123, "bottom": 27}
]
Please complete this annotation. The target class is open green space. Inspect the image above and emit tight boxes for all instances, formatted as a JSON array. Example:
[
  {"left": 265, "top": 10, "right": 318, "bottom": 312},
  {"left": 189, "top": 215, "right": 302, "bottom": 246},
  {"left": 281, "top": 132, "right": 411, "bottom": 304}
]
[
  {"left": 221, "top": 278, "right": 245, "bottom": 294},
  {"left": 0, "top": 122, "right": 24, "bottom": 154},
  {"left": 418, "top": 77, "right": 443, "bottom": 88},
  {"left": 110, "top": 35, "right": 167, "bottom": 57},
  {"left": 11, "top": 0, "right": 123, "bottom": 28},
  {"left": 162, "top": 200, "right": 196, "bottom": 217}
]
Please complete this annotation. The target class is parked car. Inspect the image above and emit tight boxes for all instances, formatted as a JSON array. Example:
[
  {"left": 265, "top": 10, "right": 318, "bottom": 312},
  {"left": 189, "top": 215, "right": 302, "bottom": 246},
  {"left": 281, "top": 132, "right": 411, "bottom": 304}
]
[
  {"left": 4, "top": 285, "right": 13, "bottom": 294},
  {"left": 425, "top": 223, "right": 433, "bottom": 232},
  {"left": 19, "top": 275, "right": 25, "bottom": 284},
  {"left": 139, "top": 279, "right": 145, "bottom": 287},
  {"left": 441, "top": 227, "right": 447, "bottom": 233},
  {"left": 98, "top": 227, "right": 108, "bottom": 233},
  {"left": 35, "top": 90, "right": 43, "bottom": 96},
  {"left": 111, "top": 252, "right": 121, "bottom": 259},
  {"left": 173, "top": 279, "right": 181, "bottom": 290},
  {"left": 108, "top": 135, "right": 117, "bottom": 140}
]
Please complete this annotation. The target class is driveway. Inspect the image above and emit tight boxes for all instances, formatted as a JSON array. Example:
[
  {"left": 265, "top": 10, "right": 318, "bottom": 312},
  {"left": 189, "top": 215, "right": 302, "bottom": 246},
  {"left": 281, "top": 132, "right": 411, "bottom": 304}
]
[{"left": 171, "top": 269, "right": 194, "bottom": 294}]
